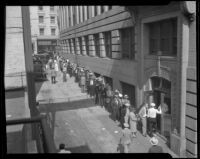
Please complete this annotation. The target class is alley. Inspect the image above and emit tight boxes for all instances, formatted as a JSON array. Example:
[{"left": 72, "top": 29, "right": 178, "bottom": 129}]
[{"left": 35, "top": 70, "right": 177, "bottom": 156}]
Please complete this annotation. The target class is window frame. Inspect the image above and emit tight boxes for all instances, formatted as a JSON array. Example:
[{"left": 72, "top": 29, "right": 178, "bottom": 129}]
[
  {"left": 148, "top": 18, "right": 177, "bottom": 56},
  {"left": 94, "top": 34, "right": 100, "bottom": 57},
  {"left": 51, "top": 28, "right": 56, "bottom": 36},
  {"left": 104, "top": 31, "right": 112, "bottom": 58},
  {"left": 50, "top": 16, "right": 55, "bottom": 24},
  {"left": 39, "top": 28, "right": 44, "bottom": 35},
  {"left": 50, "top": 6, "right": 54, "bottom": 12},
  {"left": 39, "top": 15, "right": 44, "bottom": 23},
  {"left": 120, "top": 27, "right": 135, "bottom": 60}
]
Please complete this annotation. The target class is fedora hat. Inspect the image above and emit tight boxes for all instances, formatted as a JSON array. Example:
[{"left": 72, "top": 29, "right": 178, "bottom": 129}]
[
  {"left": 150, "top": 103, "right": 156, "bottom": 107},
  {"left": 124, "top": 94, "right": 128, "bottom": 98},
  {"left": 124, "top": 123, "right": 129, "bottom": 128},
  {"left": 125, "top": 103, "right": 130, "bottom": 107},
  {"left": 150, "top": 137, "right": 158, "bottom": 145}
]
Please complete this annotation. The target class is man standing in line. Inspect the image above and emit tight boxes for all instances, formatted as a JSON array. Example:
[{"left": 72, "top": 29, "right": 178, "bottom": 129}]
[
  {"left": 147, "top": 103, "right": 162, "bottom": 137},
  {"left": 138, "top": 102, "right": 148, "bottom": 137}
]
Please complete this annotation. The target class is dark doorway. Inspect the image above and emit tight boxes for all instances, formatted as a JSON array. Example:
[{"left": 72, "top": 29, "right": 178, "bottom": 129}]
[
  {"left": 120, "top": 81, "right": 135, "bottom": 107},
  {"left": 104, "top": 76, "right": 113, "bottom": 89},
  {"left": 150, "top": 76, "right": 172, "bottom": 142}
]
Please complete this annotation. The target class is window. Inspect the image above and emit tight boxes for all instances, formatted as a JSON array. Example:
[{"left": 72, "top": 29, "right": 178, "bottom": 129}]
[
  {"left": 50, "top": 16, "right": 55, "bottom": 24},
  {"left": 50, "top": 6, "right": 54, "bottom": 11},
  {"left": 94, "top": 6, "right": 98, "bottom": 16},
  {"left": 51, "top": 28, "right": 56, "bottom": 36},
  {"left": 39, "top": 16, "right": 44, "bottom": 23},
  {"left": 101, "top": 6, "right": 104, "bottom": 13},
  {"left": 104, "top": 31, "right": 112, "bottom": 58},
  {"left": 38, "top": 6, "right": 43, "bottom": 11},
  {"left": 68, "top": 6, "right": 71, "bottom": 27},
  {"left": 73, "top": 38, "right": 76, "bottom": 54},
  {"left": 108, "top": 6, "right": 112, "bottom": 10},
  {"left": 94, "top": 34, "right": 100, "bottom": 57},
  {"left": 85, "top": 36, "right": 89, "bottom": 56},
  {"left": 149, "top": 18, "right": 177, "bottom": 56},
  {"left": 39, "top": 28, "right": 44, "bottom": 35},
  {"left": 68, "top": 39, "right": 72, "bottom": 53},
  {"left": 87, "top": 6, "right": 90, "bottom": 19},
  {"left": 78, "top": 37, "right": 82, "bottom": 55},
  {"left": 120, "top": 27, "right": 135, "bottom": 60}
]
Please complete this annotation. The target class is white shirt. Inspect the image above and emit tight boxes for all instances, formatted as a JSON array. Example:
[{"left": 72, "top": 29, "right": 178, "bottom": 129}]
[
  {"left": 59, "top": 149, "right": 71, "bottom": 153},
  {"left": 55, "top": 63, "right": 59, "bottom": 71},
  {"left": 147, "top": 107, "right": 162, "bottom": 118}
]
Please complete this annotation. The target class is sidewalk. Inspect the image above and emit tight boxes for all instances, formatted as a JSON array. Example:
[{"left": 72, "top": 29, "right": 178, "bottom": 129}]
[{"left": 36, "top": 71, "right": 178, "bottom": 156}]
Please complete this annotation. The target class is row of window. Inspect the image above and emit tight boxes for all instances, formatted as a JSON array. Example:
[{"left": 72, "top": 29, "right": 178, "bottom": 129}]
[
  {"left": 59, "top": 6, "right": 112, "bottom": 30},
  {"left": 38, "top": 6, "right": 55, "bottom": 12},
  {"left": 39, "top": 16, "right": 56, "bottom": 24},
  {"left": 60, "top": 27, "right": 135, "bottom": 59},
  {"left": 39, "top": 28, "right": 56, "bottom": 36},
  {"left": 59, "top": 17, "right": 178, "bottom": 57}
]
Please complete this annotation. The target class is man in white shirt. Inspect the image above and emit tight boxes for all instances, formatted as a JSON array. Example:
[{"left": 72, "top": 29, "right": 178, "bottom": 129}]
[
  {"left": 147, "top": 103, "right": 162, "bottom": 137},
  {"left": 138, "top": 102, "right": 148, "bottom": 137}
]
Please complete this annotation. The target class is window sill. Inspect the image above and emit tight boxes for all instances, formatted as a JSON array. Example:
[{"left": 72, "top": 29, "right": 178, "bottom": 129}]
[{"left": 145, "top": 54, "right": 177, "bottom": 61}]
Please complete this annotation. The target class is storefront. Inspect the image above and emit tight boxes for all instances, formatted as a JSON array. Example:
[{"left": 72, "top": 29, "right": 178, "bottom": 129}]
[{"left": 37, "top": 36, "right": 58, "bottom": 53}]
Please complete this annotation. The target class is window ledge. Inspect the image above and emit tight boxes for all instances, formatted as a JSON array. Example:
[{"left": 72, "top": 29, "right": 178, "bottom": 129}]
[{"left": 144, "top": 55, "right": 177, "bottom": 61}]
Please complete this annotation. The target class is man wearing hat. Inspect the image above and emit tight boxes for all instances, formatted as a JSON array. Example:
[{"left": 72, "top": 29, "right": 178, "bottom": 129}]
[
  {"left": 147, "top": 103, "right": 162, "bottom": 137},
  {"left": 112, "top": 90, "right": 120, "bottom": 122},
  {"left": 123, "top": 94, "right": 130, "bottom": 106},
  {"left": 148, "top": 137, "right": 163, "bottom": 153},
  {"left": 118, "top": 93, "right": 123, "bottom": 121},
  {"left": 118, "top": 123, "right": 132, "bottom": 153}
]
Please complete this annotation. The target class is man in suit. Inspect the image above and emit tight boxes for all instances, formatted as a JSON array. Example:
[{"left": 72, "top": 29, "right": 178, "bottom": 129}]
[
  {"left": 148, "top": 137, "right": 163, "bottom": 153},
  {"left": 138, "top": 102, "right": 148, "bottom": 137}
]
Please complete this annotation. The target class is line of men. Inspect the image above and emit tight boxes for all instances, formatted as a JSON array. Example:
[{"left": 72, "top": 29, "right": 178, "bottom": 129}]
[{"left": 48, "top": 56, "right": 163, "bottom": 139}]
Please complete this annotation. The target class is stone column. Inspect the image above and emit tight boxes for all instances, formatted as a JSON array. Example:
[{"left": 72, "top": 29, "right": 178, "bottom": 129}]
[
  {"left": 99, "top": 33, "right": 106, "bottom": 57},
  {"left": 97, "top": 6, "right": 101, "bottom": 15},
  {"left": 82, "top": 36, "right": 86, "bottom": 55},
  {"left": 80, "top": 6, "right": 83, "bottom": 22},
  {"left": 76, "top": 38, "right": 80, "bottom": 55},
  {"left": 76, "top": 6, "right": 79, "bottom": 24},
  {"left": 111, "top": 30, "right": 121, "bottom": 59},
  {"left": 89, "top": 35, "right": 95, "bottom": 56},
  {"left": 84, "top": 6, "right": 87, "bottom": 21},
  {"left": 91, "top": 6, "right": 95, "bottom": 17},
  {"left": 104, "top": 6, "right": 109, "bottom": 12},
  {"left": 70, "top": 6, "right": 73, "bottom": 26},
  {"left": 66, "top": 7, "right": 69, "bottom": 28}
]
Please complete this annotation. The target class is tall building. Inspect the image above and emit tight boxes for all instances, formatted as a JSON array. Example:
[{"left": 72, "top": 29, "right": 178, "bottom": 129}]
[
  {"left": 57, "top": 3, "right": 197, "bottom": 157},
  {"left": 30, "top": 6, "right": 59, "bottom": 54}
]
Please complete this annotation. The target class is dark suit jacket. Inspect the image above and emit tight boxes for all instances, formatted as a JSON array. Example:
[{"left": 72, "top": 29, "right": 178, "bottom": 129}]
[{"left": 148, "top": 145, "right": 163, "bottom": 153}]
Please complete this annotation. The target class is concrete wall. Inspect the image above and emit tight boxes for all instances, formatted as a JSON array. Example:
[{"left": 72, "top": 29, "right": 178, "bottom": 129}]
[{"left": 5, "top": 6, "right": 27, "bottom": 89}]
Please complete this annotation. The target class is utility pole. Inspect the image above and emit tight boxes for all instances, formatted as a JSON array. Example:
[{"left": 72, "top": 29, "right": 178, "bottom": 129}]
[{"left": 21, "top": 6, "right": 38, "bottom": 140}]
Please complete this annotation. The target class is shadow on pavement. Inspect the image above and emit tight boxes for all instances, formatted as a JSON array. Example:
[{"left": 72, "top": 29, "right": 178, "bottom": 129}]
[
  {"left": 35, "top": 81, "right": 46, "bottom": 96},
  {"left": 5, "top": 89, "right": 25, "bottom": 99},
  {"left": 67, "top": 144, "right": 92, "bottom": 153}
]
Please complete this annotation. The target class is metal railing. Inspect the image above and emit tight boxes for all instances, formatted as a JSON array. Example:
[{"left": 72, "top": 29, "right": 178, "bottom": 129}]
[{"left": 6, "top": 114, "right": 56, "bottom": 153}]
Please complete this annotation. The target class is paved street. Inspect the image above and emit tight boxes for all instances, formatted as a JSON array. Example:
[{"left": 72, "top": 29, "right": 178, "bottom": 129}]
[{"left": 36, "top": 71, "right": 178, "bottom": 156}]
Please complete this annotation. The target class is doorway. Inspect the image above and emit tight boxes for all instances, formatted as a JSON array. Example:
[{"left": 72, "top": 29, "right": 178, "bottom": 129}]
[
  {"left": 149, "top": 76, "right": 172, "bottom": 141},
  {"left": 120, "top": 81, "right": 135, "bottom": 107}
]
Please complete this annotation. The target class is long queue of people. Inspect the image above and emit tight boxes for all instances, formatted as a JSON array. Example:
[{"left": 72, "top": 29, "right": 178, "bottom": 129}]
[
  {"left": 49, "top": 57, "right": 139, "bottom": 138},
  {"left": 46, "top": 55, "right": 164, "bottom": 153}
]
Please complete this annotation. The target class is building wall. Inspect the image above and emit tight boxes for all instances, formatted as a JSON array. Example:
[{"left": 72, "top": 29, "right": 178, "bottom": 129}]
[
  {"left": 30, "top": 6, "right": 59, "bottom": 54},
  {"left": 185, "top": 17, "right": 197, "bottom": 158},
  {"left": 58, "top": 4, "right": 197, "bottom": 157},
  {"left": 60, "top": 6, "right": 138, "bottom": 97},
  {"left": 5, "top": 6, "right": 27, "bottom": 89}
]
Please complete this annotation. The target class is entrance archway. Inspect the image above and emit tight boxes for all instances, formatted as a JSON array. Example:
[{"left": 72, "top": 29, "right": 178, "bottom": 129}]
[{"left": 145, "top": 76, "right": 172, "bottom": 143}]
